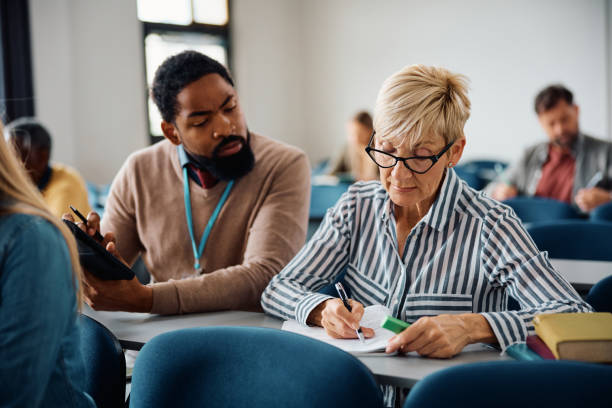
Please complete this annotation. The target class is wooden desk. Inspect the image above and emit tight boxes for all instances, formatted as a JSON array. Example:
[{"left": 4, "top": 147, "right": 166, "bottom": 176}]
[{"left": 82, "top": 305, "right": 509, "bottom": 388}]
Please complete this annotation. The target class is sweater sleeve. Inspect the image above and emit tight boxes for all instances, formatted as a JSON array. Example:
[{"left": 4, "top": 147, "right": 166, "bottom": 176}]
[
  {"left": 150, "top": 151, "right": 311, "bottom": 314},
  {"left": 100, "top": 156, "right": 143, "bottom": 267},
  {"left": 0, "top": 217, "right": 77, "bottom": 407},
  {"left": 478, "top": 207, "right": 592, "bottom": 352}
]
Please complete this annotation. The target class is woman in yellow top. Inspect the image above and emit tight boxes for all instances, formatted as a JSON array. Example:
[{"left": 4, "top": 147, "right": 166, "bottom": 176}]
[{"left": 4, "top": 117, "right": 91, "bottom": 218}]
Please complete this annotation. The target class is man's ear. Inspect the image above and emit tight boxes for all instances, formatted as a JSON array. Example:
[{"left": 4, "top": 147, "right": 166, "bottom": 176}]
[{"left": 161, "top": 121, "right": 181, "bottom": 145}]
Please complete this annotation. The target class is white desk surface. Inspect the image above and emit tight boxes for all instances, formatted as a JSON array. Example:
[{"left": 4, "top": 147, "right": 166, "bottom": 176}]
[
  {"left": 550, "top": 259, "right": 611, "bottom": 286},
  {"left": 83, "top": 305, "right": 508, "bottom": 388}
]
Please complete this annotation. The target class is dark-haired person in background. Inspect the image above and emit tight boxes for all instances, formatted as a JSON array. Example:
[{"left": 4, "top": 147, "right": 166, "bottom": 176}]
[
  {"left": 4, "top": 117, "right": 91, "bottom": 218},
  {"left": 488, "top": 84, "right": 612, "bottom": 212},
  {"left": 66, "top": 50, "right": 310, "bottom": 315}
]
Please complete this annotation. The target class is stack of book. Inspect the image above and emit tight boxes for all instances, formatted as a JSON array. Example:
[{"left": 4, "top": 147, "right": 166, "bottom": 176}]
[{"left": 506, "top": 312, "right": 612, "bottom": 362}]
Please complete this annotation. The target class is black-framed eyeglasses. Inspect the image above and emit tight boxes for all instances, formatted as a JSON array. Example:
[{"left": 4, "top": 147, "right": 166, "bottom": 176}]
[{"left": 364, "top": 131, "right": 454, "bottom": 174}]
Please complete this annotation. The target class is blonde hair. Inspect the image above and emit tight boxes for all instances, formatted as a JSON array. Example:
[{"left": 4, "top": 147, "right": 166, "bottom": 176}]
[
  {"left": 0, "top": 122, "right": 83, "bottom": 307},
  {"left": 373, "top": 64, "right": 471, "bottom": 149}
]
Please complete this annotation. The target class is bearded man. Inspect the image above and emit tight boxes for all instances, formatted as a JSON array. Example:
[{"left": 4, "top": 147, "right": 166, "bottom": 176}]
[
  {"left": 68, "top": 51, "right": 310, "bottom": 315},
  {"left": 489, "top": 84, "right": 612, "bottom": 212}
]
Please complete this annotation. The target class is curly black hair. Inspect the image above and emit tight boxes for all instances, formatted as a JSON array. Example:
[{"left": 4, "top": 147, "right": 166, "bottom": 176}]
[{"left": 151, "top": 50, "right": 234, "bottom": 123}]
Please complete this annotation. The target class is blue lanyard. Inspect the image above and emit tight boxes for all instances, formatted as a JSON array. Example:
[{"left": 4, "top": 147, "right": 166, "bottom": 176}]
[{"left": 182, "top": 166, "right": 234, "bottom": 271}]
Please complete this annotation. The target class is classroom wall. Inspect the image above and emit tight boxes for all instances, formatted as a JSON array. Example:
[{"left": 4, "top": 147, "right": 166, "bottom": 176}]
[
  {"left": 29, "top": 1, "right": 609, "bottom": 183},
  {"left": 232, "top": 0, "right": 610, "bottom": 166},
  {"left": 29, "top": 0, "right": 148, "bottom": 184}
]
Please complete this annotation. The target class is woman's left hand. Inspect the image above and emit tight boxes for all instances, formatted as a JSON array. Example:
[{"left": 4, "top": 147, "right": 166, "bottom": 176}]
[{"left": 385, "top": 313, "right": 495, "bottom": 358}]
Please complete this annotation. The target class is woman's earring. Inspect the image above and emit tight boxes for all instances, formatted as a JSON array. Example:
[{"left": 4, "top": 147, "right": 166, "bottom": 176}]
[{"left": 448, "top": 162, "right": 453, "bottom": 168}]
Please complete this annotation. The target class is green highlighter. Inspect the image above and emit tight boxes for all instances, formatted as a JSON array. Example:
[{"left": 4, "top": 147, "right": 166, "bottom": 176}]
[{"left": 381, "top": 315, "right": 411, "bottom": 334}]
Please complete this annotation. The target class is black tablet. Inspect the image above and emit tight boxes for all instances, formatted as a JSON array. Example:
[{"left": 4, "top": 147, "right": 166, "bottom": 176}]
[{"left": 63, "top": 219, "right": 135, "bottom": 281}]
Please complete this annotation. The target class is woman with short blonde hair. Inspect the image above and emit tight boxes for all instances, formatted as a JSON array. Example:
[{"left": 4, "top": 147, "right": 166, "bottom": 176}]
[
  {"left": 262, "top": 65, "right": 590, "bottom": 406},
  {"left": 0, "top": 123, "right": 94, "bottom": 407}
]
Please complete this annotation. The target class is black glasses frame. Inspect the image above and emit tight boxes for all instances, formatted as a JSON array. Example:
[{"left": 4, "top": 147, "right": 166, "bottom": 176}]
[{"left": 364, "top": 131, "right": 455, "bottom": 174}]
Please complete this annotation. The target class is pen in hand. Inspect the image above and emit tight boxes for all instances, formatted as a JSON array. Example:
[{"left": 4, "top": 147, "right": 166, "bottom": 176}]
[
  {"left": 335, "top": 282, "right": 365, "bottom": 343},
  {"left": 70, "top": 205, "right": 104, "bottom": 241}
]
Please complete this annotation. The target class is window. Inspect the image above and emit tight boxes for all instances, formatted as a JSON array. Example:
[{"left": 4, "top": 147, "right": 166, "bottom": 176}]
[{"left": 137, "top": 0, "right": 230, "bottom": 142}]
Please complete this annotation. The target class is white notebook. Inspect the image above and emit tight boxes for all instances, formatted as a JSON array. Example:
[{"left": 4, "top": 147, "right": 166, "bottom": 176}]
[{"left": 281, "top": 304, "right": 394, "bottom": 354}]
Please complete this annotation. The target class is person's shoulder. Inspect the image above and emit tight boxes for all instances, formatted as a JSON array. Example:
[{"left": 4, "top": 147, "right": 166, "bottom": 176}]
[
  {"left": 520, "top": 140, "right": 548, "bottom": 157},
  {"left": 125, "top": 139, "right": 174, "bottom": 165},
  {"left": 347, "top": 180, "right": 386, "bottom": 198},
  {"left": 582, "top": 134, "right": 612, "bottom": 149},
  {"left": 119, "top": 139, "right": 177, "bottom": 180},
  {"left": 339, "top": 181, "right": 387, "bottom": 209},
  {"left": 0, "top": 213, "right": 64, "bottom": 249},
  {"left": 455, "top": 182, "right": 515, "bottom": 223},
  {"left": 251, "top": 133, "right": 306, "bottom": 163},
  {"left": 50, "top": 162, "right": 87, "bottom": 184}
]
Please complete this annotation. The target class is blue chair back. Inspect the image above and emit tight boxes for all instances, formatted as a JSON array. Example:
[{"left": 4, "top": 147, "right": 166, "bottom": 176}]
[
  {"left": 310, "top": 183, "right": 350, "bottom": 219},
  {"left": 590, "top": 201, "right": 612, "bottom": 223},
  {"left": 454, "top": 160, "right": 508, "bottom": 190},
  {"left": 503, "top": 197, "right": 582, "bottom": 224},
  {"left": 586, "top": 275, "right": 612, "bottom": 312},
  {"left": 130, "top": 327, "right": 383, "bottom": 408},
  {"left": 403, "top": 361, "right": 612, "bottom": 408},
  {"left": 526, "top": 220, "right": 612, "bottom": 261},
  {"left": 78, "top": 314, "right": 126, "bottom": 408},
  {"left": 452, "top": 166, "right": 484, "bottom": 190}
]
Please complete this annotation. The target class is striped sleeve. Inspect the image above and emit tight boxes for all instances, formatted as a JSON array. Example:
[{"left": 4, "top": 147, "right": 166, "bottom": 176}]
[
  {"left": 479, "top": 207, "right": 592, "bottom": 351},
  {"left": 260, "top": 191, "right": 355, "bottom": 324}
]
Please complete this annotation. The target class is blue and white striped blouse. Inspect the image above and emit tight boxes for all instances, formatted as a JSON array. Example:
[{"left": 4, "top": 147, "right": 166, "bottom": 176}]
[{"left": 261, "top": 168, "right": 591, "bottom": 351}]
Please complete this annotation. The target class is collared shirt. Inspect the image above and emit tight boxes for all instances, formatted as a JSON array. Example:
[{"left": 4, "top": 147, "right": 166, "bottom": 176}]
[
  {"left": 177, "top": 144, "right": 218, "bottom": 189},
  {"left": 534, "top": 144, "right": 576, "bottom": 203},
  {"left": 262, "top": 168, "right": 591, "bottom": 351}
]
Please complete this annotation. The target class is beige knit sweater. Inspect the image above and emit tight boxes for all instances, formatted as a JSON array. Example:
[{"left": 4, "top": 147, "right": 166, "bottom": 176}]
[{"left": 101, "top": 134, "right": 310, "bottom": 315}]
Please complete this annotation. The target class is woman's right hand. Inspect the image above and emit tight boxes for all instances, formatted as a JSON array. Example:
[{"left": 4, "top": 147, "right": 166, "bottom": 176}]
[{"left": 307, "top": 298, "right": 375, "bottom": 339}]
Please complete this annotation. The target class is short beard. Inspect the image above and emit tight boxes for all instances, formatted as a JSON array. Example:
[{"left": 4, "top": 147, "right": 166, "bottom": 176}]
[{"left": 184, "top": 132, "right": 255, "bottom": 181}]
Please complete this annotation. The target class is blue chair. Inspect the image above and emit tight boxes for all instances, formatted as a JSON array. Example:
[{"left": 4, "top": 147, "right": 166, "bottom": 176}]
[
  {"left": 590, "top": 201, "right": 612, "bottom": 223},
  {"left": 403, "top": 361, "right": 612, "bottom": 408},
  {"left": 452, "top": 166, "right": 484, "bottom": 190},
  {"left": 586, "top": 275, "right": 612, "bottom": 312},
  {"left": 455, "top": 159, "right": 508, "bottom": 190},
  {"left": 503, "top": 197, "right": 582, "bottom": 224},
  {"left": 310, "top": 183, "right": 350, "bottom": 220},
  {"left": 129, "top": 327, "right": 383, "bottom": 408},
  {"left": 526, "top": 220, "right": 612, "bottom": 261},
  {"left": 78, "top": 314, "right": 126, "bottom": 408}
]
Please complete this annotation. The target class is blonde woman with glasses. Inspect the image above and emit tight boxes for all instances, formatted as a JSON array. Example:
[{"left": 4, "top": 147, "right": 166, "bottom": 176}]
[
  {"left": 261, "top": 65, "right": 591, "bottom": 406},
  {"left": 0, "top": 123, "right": 94, "bottom": 407}
]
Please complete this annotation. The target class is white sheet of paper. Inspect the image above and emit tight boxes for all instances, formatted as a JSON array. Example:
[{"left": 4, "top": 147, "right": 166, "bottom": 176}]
[{"left": 281, "top": 304, "right": 395, "bottom": 354}]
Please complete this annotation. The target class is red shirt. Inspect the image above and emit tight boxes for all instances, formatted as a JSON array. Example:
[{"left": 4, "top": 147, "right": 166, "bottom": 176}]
[{"left": 534, "top": 145, "right": 575, "bottom": 203}]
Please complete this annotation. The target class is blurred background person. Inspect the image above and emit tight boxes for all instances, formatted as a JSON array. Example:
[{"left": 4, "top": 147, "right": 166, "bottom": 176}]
[
  {"left": 327, "top": 111, "right": 379, "bottom": 182},
  {"left": 0, "top": 122, "right": 94, "bottom": 407},
  {"left": 487, "top": 85, "right": 612, "bottom": 212},
  {"left": 4, "top": 117, "right": 91, "bottom": 218}
]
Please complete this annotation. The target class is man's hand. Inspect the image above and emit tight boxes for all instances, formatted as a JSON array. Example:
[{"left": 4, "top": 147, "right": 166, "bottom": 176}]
[
  {"left": 62, "top": 211, "right": 153, "bottom": 312},
  {"left": 307, "top": 298, "right": 375, "bottom": 339},
  {"left": 62, "top": 211, "right": 115, "bottom": 247},
  {"left": 385, "top": 314, "right": 496, "bottom": 358},
  {"left": 82, "top": 254, "right": 153, "bottom": 312},
  {"left": 490, "top": 183, "right": 518, "bottom": 201},
  {"left": 575, "top": 187, "right": 612, "bottom": 212}
]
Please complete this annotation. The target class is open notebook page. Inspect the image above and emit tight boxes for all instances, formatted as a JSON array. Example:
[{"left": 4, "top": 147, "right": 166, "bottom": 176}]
[{"left": 281, "top": 304, "right": 394, "bottom": 354}]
